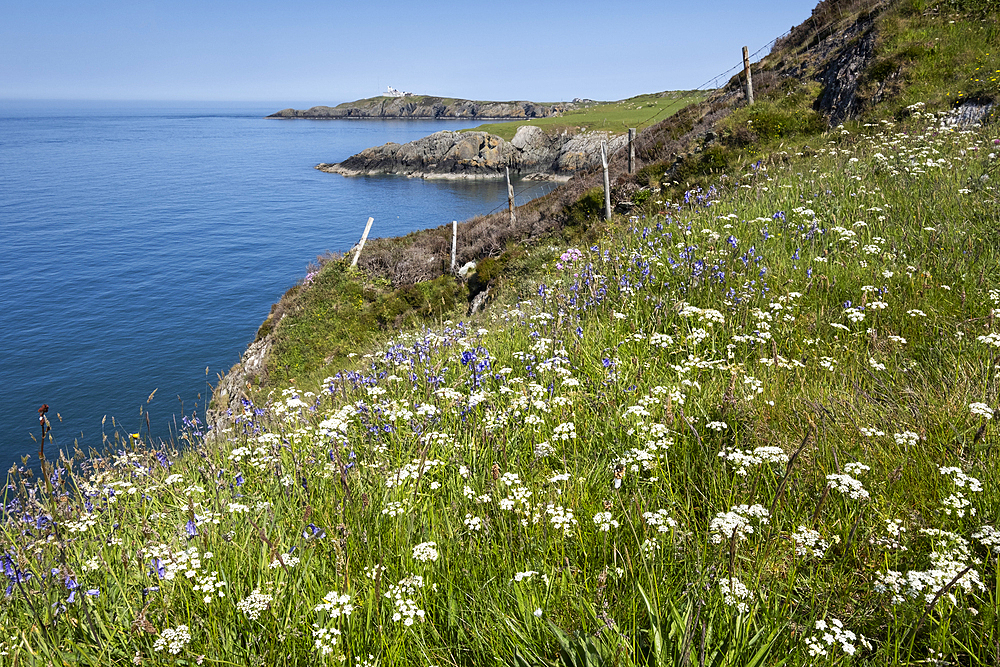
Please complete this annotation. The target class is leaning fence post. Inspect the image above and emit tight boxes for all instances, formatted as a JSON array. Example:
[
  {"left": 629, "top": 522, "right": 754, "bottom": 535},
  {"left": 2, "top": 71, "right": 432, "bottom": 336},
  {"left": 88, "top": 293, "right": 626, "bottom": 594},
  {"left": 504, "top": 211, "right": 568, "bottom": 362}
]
[
  {"left": 450, "top": 220, "right": 457, "bottom": 274},
  {"left": 628, "top": 128, "right": 635, "bottom": 174},
  {"left": 351, "top": 216, "right": 375, "bottom": 267},
  {"left": 506, "top": 167, "right": 517, "bottom": 226},
  {"left": 601, "top": 140, "right": 612, "bottom": 220},
  {"left": 743, "top": 46, "right": 754, "bottom": 105}
]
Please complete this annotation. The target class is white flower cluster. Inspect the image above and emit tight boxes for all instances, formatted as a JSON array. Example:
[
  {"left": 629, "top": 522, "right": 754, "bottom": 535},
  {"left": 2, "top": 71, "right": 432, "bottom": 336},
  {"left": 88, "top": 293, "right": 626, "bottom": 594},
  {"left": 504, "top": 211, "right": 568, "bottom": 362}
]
[
  {"left": 977, "top": 332, "right": 1000, "bottom": 347},
  {"left": 384, "top": 458, "right": 443, "bottom": 489},
  {"left": 876, "top": 530, "right": 985, "bottom": 606},
  {"left": 938, "top": 466, "right": 982, "bottom": 491},
  {"left": 312, "top": 625, "right": 341, "bottom": 655},
  {"left": 153, "top": 625, "right": 191, "bottom": 655},
  {"left": 314, "top": 591, "right": 354, "bottom": 617},
  {"left": 385, "top": 575, "right": 426, "bottom": 626},
  {"left": 870, "top": 519, "right": 907, "bottom": 551},
  {"left": 893, "top": 431, "right": 920, "bottom": 447},
  {"left": 534, "top": 441, "right": 556, "bottom": 457},
  {"left": 973, "top": 525, "right": 1000, "bottom": 554},
  {"left": 269, "top": 555, "right": 301, "bottom": 569},
  {"left": 463, "top": 514, "right": 484, "bottom": 531},
  {"left": 593, "top": 512, "right": 619, "bottom": 532},
  {"left": 641, "top": 539, "right": 661, "bottom": 558},
  {"left": 805, "top": 619, "right": 871, "bottom": 657},
  {"left": 545, "top": 504, "right": 578, "bottom": 536},
  {"left": 718, "top": 446, "right": 788, "bottom": 476},
  {"left": 236, "top": 588, "right": 273, "bottom": 621},
  {"left": 642, "top": 509, "right": 677, "bottom": 533},
  {"left": 826, "top": 473, "right": 870, "bottom": 500},
  {"left": 791, "top": 526, "right": 830, "bottom": 558},
  {"left": 709, "top": 504, "right": 769, "bottom": 544},
  {"left": 718, "top": 576, "right": 753, "bottom": 613},
  {"left": 939, "top": 466, "right": 982, "bottom": 518},
  {"left": 511, "top": 570, "right": 549, "bottom": 585},
  {"left": 552, "top": 421, "right": 577, "bottom": 440},
  {"left": 193, "top": 571, "right": 227, "bottom": 604},
  {"left": 226, "top": 444, "right": 278, "bottom": 472},
  {"left": 415, "top": 403, "right": 438, "bottom": 417},
  {"left": 381, "top": 501, "right": 408, "bottom": 517},
  {"left": 843, "top": 462, "right": 870, "bottom": 475},
  {"left": 969, "top": 402, "right": 994, "bottom": 419},
  {"left": 64, "top": 514, "right": 99, "bottom": 533},
  {"left": 142, "top": 544, "right": 208, "bottom": 580},
  {"left": 412, "top": 542, "right": 439, "bottom": 563}
]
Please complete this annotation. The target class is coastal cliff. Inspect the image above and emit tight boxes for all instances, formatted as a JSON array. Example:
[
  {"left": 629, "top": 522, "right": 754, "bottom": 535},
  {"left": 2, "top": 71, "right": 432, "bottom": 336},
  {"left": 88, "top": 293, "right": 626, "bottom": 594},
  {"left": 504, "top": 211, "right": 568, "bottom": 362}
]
[
  {"left": 267, "top": 95, "right": 574, "bottom": 120},
  {"left": 316, "top": 125, "right": 628, "bottom": 179}
]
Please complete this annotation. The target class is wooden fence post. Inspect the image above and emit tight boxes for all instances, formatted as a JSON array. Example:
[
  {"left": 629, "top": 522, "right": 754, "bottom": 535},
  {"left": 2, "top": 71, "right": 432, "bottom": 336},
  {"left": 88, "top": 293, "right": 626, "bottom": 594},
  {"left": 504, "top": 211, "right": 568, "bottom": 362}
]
[
  {"left": 450, "top": 220, "right": 457, "bottom": 274},
  {"left": 506, "top": 167, "right": 517, "bottom": 226},
  {"left": 743, "top": 46, "right": 754, "bottom": 105},
  {"left": 351, "top": 216, "right": 374, "bottom": 267},
  {"left": 628, "top": 128, "right": 635, "bottom": 174},
  {"left": 601, "top": 141, "right": 612, "bottom": 220}
]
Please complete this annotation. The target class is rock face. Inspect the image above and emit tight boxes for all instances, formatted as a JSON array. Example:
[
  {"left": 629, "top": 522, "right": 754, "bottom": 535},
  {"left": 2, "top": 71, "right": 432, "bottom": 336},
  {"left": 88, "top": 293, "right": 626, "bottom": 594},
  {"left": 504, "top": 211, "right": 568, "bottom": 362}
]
[
  {"left": 205, "top": 334, "right": 271, "bottom": 434},
  {"left": 814, "top": 17, "right": 879, "bottom": 126},
  {"left": 317, "top": 126, "right": 628, "bottom": 179},
  {"left": 268, "top": 96, "right": 572, "bottom": 120}
]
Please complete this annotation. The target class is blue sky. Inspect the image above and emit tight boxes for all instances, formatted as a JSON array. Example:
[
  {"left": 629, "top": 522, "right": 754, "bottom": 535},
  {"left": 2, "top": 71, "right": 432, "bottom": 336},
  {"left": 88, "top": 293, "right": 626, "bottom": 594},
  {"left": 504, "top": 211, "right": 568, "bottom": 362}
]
[{"left": 2, "top": 0, "right": 816, "bottom": 104}]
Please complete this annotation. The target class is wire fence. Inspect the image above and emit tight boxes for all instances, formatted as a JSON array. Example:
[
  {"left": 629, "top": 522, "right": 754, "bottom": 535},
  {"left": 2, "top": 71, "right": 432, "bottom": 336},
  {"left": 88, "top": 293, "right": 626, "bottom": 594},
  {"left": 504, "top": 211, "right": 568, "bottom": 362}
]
[
  {"left": 485, "top": 0, "right": 895, "bottom": 214},
  {"left": 349, "top": 0, "right": 897, "bottom": 272},
  {"left": 477, "top": 34, "right": 793, "bottom": 216}
]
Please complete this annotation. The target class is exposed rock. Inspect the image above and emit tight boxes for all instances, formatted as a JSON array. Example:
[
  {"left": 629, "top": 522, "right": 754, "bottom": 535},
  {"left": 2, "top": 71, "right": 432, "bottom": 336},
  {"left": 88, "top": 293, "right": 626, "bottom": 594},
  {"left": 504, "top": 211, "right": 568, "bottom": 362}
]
[
  {"left": 469, "top": 286, "right": 492, "bottom": 315},
  {"left": 815, "top": 26, "right": 879, "bottom": 125},
  {"left": 457, "top": 261, "right": 477, "bottom": 279},
  {"left": 556, "top": 132, "right": 628, "bottom": 172},
  {"left": 206, "top": 334, "right": 272, "bottom": 434},
  {"left": 950, "top": 101, "right": 996, "bottom": 127},
  {"left": 317, "top": 127, "right": 628, "bottom": 179}
]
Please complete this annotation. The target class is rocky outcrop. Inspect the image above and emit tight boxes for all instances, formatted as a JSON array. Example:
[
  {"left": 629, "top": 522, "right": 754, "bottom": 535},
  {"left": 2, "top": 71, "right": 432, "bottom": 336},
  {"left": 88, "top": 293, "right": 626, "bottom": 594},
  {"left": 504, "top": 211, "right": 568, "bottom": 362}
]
[
  {"left": 268, "top": 96, "right": 573, "bottom": 120},
  {"left": 813, "top": 18, "right": 879, "bottom": 125},
  {"left": 317, "top": 125, "right": 628, "bottom": 179},
  {"left": 206, "top": 334, "right": 272, "bottom": 433}
]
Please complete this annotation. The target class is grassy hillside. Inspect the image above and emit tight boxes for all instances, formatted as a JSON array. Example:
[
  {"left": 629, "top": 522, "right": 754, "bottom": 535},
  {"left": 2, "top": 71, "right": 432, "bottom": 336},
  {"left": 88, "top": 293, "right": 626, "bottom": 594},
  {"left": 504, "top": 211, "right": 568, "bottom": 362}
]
[{"left": 3, "top": 1, "right": 1000, "bottom": 665}]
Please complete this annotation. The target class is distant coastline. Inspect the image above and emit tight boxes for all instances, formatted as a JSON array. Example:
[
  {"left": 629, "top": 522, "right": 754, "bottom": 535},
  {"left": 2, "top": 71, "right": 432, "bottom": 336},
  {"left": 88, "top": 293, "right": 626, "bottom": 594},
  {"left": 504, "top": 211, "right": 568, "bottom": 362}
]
[{"left": 266, "top": 94, "right": 579, "bottom": 121}]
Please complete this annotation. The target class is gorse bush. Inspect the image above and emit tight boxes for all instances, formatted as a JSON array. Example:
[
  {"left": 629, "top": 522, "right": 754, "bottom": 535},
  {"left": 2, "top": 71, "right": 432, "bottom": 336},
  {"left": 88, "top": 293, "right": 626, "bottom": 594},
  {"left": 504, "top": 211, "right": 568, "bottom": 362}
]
[{"left": 3, "top": 99, "right": 999, "bottom": 665}]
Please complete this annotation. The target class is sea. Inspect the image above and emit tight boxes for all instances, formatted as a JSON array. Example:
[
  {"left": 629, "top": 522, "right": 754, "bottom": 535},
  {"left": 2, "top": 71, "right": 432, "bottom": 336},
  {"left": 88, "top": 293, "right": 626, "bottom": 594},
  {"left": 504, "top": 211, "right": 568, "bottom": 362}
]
[{"left": 0, "top": 100, "right": 556, "bottom": 470}]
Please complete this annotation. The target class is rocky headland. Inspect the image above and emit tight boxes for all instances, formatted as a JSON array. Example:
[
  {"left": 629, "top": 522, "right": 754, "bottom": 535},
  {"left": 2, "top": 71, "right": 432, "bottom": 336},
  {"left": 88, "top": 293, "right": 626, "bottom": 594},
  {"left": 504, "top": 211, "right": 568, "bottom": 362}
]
[
  {"left": 316, "top": 125, "right": 628, "bottom": 180},
  {"left": 267, "top": 95, "right": 574, "bottom": 120}
]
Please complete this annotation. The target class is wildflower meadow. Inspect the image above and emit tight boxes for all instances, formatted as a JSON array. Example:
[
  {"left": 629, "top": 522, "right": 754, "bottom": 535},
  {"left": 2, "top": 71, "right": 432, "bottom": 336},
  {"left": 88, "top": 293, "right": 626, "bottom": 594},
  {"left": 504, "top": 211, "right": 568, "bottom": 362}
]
[{"left": 3, "top": 103, "right": 1000, "bottom": 665}]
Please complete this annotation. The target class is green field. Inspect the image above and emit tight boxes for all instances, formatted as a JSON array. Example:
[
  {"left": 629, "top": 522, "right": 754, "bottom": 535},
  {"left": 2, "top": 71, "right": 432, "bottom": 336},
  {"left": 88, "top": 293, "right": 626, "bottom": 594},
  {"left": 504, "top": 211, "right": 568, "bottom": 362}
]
[{"left": 464, "top": 91, "right": 708, "bottom": 140}]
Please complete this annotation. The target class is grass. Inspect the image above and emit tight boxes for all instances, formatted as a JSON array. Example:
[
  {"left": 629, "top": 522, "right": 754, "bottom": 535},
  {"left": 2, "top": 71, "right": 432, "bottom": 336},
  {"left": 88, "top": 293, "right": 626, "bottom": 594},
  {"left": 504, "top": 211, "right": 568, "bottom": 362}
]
[
  {"left": 5, "top": 3, "right": 1000, "bottom": 666},
  {"left": 462, "top": 91, "right": 709, "bottom": 141},
  {"left": 257, "top": 260, "right": 469, "bottom": 389}
]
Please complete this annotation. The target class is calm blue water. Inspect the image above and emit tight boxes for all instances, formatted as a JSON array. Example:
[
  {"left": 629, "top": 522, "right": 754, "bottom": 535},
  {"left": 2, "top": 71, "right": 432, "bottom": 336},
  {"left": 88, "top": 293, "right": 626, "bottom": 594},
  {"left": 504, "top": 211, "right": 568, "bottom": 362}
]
[{"left": 0, "top": 101, "right": 553, "bottom": 468}]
